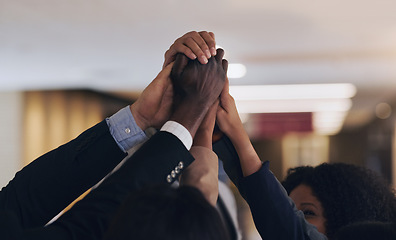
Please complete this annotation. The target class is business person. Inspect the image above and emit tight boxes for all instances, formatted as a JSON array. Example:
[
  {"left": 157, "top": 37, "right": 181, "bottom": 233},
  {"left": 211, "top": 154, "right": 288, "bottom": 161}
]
[
  {"left": 0, "top": 31, "right": 221, "bottom": 240},
  {"left": 103, "top": 96, "right": 230, "bottom": 240},
  {"left": 33, "top": 48, "right": 227, "bottom": 240},
  {"left": 214, "top": 78, "right": 327, "bottom": 240},
  {"left": 214, "top": 78, "right": 396, "bottom": 240}
]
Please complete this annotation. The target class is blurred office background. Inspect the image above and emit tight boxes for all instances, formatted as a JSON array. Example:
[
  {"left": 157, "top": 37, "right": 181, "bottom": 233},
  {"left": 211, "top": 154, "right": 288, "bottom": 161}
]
[{"left": 2, "top": 1, "right": 396, "bottom": 239}]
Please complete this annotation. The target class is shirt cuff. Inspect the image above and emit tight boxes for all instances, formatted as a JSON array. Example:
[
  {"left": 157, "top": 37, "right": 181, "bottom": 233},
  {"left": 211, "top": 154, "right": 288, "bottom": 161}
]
[
  {"left": 106, "top": 106, "right": 148, "bottom": 152},
  {"left": 160, "top": 121, "right": 193, "bottom": 150}
]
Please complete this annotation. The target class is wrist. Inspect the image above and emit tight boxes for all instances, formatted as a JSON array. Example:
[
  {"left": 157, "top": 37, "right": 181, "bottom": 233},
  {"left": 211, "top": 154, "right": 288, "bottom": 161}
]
[
  {"left": 193, "top": 130, "right": 213, "bottom": 149},
  {"left": 222, "top": 121, "right": 245, "bottom": 140},
  {"left": 228, "top": 127, "right": 249, "bottom": 145},
  {"left": 130, "top": 104, "right": 148, "bottom": 131},
  {"left": 170, "top": 101, "right": 210, "bottom": 138}
]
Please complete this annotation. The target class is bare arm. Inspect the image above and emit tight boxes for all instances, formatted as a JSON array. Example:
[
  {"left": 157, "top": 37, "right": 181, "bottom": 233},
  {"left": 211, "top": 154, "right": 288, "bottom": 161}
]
[
  {"left": 180, "top": 102, "right": 219, "bottom": 206},
  {"left": 216, "top": 78, "right": 262, "bottom": 177}
]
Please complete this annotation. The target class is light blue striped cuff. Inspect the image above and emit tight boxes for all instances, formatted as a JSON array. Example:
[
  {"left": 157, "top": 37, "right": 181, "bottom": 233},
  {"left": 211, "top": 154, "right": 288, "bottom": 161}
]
[{"left": 106, "top": 106, "right": 148, "bottom": 152}]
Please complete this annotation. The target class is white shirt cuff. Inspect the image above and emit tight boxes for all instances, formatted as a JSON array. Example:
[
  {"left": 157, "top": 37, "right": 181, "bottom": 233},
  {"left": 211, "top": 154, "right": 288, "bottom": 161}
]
[{"left": 160, "top": 121, "right": 193, "bottom": 150}]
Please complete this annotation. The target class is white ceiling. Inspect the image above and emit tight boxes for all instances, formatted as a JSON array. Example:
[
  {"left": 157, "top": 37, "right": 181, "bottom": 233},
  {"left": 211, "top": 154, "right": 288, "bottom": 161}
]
[{"left": 2, "top": 0, "right": 396, "bottom": 130}]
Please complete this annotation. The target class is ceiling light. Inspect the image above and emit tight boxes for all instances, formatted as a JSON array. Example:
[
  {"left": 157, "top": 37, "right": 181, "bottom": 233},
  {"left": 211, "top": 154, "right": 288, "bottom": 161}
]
[
  {"left": 227, "top": 63, "right": 247, "bottom": 78},
  {"left": 229, "top": 83, "right": 356, "bottom": 100},
  {"left": 234, "top": 99, "right": 352, "bottom": 114},
  {"left": 230, "top": 83, "right": 356, "bottom": 135},
  {"left": 313, "top": 111, "right": 348, "bottom": 135}
]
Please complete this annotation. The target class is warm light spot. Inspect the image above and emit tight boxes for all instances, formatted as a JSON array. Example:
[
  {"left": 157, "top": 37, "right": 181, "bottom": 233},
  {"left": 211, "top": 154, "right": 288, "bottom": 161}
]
[
  {"left": 375, "top": 102, "right": 392, "bottom": 119},
  {"left": 228, "top": 63, "right": 247, "bottom": 78}
]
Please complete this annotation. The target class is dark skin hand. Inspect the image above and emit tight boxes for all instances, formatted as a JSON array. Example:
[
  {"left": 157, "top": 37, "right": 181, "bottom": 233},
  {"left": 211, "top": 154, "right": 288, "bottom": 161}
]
[
  {"left": 131, "top": 31, "right": 217, "bottom": 131},
  {"left": 196, "top": 60, "right": 228, "bottom": 145},
  {"left": 169, "top": 48, "right": 228, "bottom": 138}
]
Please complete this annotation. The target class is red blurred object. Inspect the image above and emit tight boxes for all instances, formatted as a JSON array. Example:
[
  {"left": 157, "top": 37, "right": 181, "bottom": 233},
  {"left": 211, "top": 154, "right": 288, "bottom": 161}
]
[{"left": 247, "top": 112, "right": 313, "bottom": 139}]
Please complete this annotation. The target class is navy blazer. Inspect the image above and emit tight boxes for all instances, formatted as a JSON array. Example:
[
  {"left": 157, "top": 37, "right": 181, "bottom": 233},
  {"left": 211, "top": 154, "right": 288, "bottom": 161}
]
[
  {"left": 214, "top": 136, "right": 327, "bottom": 240},
  {"left": 0, "top": 121, "right": 194, "bottom": 240}
]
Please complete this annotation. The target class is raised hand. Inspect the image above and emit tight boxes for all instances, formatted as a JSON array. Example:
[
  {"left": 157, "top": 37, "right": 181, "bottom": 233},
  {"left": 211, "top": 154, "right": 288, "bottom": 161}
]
[
  {"left": 163, "top": 31, "right": 216, "bottom": 68},
  {"left": 180, "top": 100, "right": 220, "bottom": 206},
  {"left": 216, "top": 78, "right": 243, "bottom": 137},
  {"left": 216, "top": 78, "right": 262, "bottom": 177},
  {"left": 130, "top": 63, "right": 174, "bottom": 130},
  {"left": 171, "top": 48, "right": 227, "bottom": 107},
  {"left": 169, "top": 48, "right": 228, "bottom": 138},
  {"left": 131, "top": 30, "right": 217, "bottom": 130},
  {"left": 193, "top": 100, "right": 219, "bottom": 148}
]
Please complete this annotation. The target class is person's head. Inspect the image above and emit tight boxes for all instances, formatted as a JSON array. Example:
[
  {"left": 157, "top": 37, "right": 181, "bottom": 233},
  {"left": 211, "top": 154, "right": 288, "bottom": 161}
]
[
  {"left": 334, "top": 221, "right": 396, "bottom": 240},
  {"left": 104, "top": 184, "right": 230, "bottom": 240},
  {"left": 282, "top": 163, "right": 396, "bottom": 238}
]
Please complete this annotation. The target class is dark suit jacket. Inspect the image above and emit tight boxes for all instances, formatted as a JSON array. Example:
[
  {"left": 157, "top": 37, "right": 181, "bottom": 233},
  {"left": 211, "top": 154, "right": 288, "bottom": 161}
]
[
  {"left": 0, "top": 121, "right": 194, "bottom": 240},
  {"left": 214, "top": 136, "right": 327, "bottom": 240}
]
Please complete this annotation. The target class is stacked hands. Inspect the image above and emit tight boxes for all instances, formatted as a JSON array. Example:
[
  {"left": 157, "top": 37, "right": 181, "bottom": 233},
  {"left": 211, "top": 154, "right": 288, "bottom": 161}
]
[
  {"left": 131, "top": 31, "right": 241, "bottom": 143},
  {"left": 129, "top": 31, "right": 244, "bottom": 208},
  {"left": 5, "top": 30, "right": 394, "bottom": 240},
  {"left": 170, "top": 48, "right": 227, "bottom": 137}
]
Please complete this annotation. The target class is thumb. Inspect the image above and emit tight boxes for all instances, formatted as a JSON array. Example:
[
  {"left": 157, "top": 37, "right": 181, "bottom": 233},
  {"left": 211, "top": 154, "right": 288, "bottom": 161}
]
[
  {"left": 150, "top": 62, "right": 174, "bottom": 91},
  {"left": 220, "top": 77, "right": 229, "bottom": 101},
  {"left": 170, "top": 54, "right": 189, "bottom": 81}
]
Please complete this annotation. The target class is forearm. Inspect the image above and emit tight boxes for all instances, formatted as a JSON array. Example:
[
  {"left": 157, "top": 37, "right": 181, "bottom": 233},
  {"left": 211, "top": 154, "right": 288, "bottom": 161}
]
[
  {"left": 0, "top": 105, "right": 147, "bottom": 229},
  {"left": 180, "top": 146, "right": 219, "bottom": 206},
  {"left": 192, "top": 129, "right": 213, "bottom": 149},
  {"left": 0, "top": 121, "right": 127, "bottom": 229},
  {"left": 24, "top": 131, "right": 195, "bottom": 240},
  {"left": 227, "top": 126, "right": 262, "bottom": 177},
  {"left": 170, "top": 101, "right": 210, "bottom": 139},
  {"left": 241, "top": 162, "right": 327, "bottom": 240}
]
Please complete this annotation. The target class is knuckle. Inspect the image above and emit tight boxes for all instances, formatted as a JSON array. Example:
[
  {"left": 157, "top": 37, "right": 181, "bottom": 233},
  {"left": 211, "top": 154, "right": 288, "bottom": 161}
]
[
  {"left": 186, "top": 31, "right": 198, "bottom": 37},
  {"left": 164, "top": 49, "right": 171, "bottom": 58},
  {"left": 173, "top": 38, "right": 180, "bottom": 44},
  {"left": 185, "top": 38, "right": 195, "bottom": 45}
]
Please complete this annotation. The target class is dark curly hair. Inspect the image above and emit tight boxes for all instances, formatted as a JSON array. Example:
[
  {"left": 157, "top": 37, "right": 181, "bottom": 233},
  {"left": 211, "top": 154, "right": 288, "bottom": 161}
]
[
  {"left": 282, "top": 163, "right": 396, "bottom": 239},
  {"left": 334, "top": 221, "right": 396, "bottom": 240}
]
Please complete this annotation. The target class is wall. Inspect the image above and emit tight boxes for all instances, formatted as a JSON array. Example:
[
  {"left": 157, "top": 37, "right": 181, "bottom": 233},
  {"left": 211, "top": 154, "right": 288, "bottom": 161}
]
[
  {"left": 0, "top": 90, "right": 131, "bottom": 188},
  {"left": 0, "top": 92, "right": 23, "bottom": 188}
]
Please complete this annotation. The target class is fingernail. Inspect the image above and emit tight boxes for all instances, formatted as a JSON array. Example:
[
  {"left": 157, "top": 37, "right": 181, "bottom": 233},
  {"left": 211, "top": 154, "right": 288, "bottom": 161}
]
[
  {"left": 200, "top": 56, "right": 208, "bottom": 64},
  {"left": 210, "top": 47, "right": 216, "bottom": 55},
  {"left": 190, "top": 53, "right": 197, "bottom": 59},
  {"left": 205, "top": 50, "right": 211, "bottom": 59}
]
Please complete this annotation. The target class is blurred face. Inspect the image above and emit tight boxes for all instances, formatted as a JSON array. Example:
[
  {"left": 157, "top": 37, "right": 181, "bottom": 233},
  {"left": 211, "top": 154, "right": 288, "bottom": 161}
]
[{"left": 289, "top": 184, "right": 326, "bottom": 234}]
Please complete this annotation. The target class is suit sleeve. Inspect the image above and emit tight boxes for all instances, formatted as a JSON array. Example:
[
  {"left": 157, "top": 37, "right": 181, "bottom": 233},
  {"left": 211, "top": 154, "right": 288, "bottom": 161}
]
[
  {"left": 212, "top": 135, "right": 246, "bottom": 198},
  {"left": 0, "top": 121, "right": 127, "bottom": 229},
  {"left": 240, "top": 162, "right": 328, "bottom": 240},
  {"left": 213, "top": 137, "right": 327, "bottom": 240},
  {"left": 180, "top": 146, "right": 219, "bottom": 206},
  {"left": 22, "top": 131, "right": 195, "bottom": 240}
]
